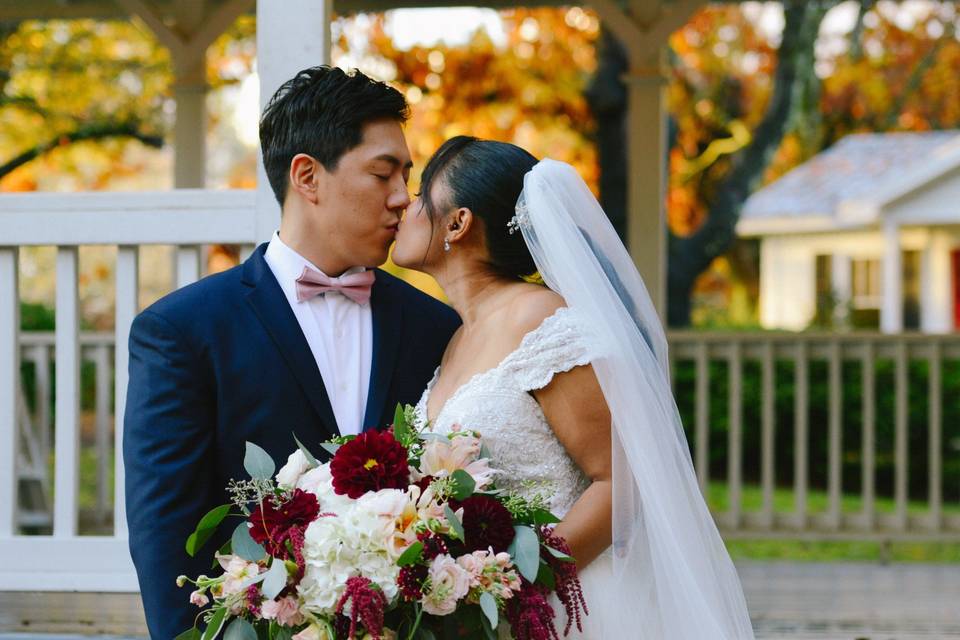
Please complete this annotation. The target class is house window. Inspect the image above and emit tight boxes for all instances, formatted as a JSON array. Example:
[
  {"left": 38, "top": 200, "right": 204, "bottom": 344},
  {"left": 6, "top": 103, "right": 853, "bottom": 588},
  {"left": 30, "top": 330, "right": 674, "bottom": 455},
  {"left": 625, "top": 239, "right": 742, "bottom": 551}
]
[
  {"left": 814, "top": 254, "right": 834, "bottom": 326},
  {"left": 851, "top": 258, "right": 881, "bottom": 309},
  {"left": 903, "top": 250, "right": 920, "bottom": 330},
  {"left": 850, "top": 258, "right": 881, "bottom": 328}
]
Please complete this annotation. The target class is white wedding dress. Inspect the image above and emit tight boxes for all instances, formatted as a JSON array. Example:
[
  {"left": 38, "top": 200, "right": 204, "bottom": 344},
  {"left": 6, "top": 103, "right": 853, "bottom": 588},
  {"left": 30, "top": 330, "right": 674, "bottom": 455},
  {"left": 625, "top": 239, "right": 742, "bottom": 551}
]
[
  {"left": 410, "top": 159, "right": 755, "bottom": 639},
  {"left": 413, "top": 306, "right": 616, "bottom": 638}
]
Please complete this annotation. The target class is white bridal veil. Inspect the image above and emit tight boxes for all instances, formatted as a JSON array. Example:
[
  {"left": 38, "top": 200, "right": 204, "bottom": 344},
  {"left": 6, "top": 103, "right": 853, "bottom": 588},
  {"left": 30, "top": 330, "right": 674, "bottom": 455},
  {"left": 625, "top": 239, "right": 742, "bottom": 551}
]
[{"left": 515, "top": 159, "right": 755, "bottom": 639}]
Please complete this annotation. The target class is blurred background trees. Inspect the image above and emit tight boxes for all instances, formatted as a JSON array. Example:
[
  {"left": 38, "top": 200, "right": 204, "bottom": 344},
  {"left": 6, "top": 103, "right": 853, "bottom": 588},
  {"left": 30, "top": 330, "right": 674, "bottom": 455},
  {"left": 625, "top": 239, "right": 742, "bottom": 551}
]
[{"left": 3, "top": 1, "right": 960, "bottom": 329}]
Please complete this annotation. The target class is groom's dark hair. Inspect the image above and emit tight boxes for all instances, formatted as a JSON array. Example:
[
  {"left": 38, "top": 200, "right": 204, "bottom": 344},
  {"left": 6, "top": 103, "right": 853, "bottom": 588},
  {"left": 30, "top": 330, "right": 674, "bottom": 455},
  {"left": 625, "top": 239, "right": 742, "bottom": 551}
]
[{"left": 259, "top": 66, "right": 410, "bottom": 206}]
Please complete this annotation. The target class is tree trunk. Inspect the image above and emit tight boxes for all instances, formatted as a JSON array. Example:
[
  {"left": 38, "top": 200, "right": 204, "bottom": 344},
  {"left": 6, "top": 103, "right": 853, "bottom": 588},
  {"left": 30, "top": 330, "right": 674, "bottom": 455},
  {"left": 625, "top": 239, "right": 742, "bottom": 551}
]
[
  {"left": 666, "top": 1, "right": 831, "bottom": 327},
  {"left": 585, "top": 28, "right": 629, "bottom": 242}
]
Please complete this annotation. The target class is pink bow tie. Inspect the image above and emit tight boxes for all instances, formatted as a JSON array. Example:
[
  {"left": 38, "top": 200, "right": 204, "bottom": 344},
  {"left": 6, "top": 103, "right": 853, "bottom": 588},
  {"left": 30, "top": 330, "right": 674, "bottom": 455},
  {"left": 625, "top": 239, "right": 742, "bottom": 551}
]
[{"left": 295, "top": 266, "right": 375, "bottom": 305}]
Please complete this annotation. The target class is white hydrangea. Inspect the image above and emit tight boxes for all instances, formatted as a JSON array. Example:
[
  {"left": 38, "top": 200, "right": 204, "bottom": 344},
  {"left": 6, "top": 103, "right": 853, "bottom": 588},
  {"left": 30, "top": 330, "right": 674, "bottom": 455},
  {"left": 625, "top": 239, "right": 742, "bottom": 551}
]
[{"left": 297, "top": 488, "right": 406, "bottom": 614}]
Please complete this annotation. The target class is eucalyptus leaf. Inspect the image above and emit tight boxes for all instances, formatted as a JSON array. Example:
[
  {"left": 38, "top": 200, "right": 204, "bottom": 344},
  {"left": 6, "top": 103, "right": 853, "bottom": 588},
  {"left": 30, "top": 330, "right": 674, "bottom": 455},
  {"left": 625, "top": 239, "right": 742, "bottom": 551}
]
[
  {"left": 479, "top": 592, "right": 499, "bottom": 630},
  {"left": 449, "top": 469, "right": 476, "bottom": 500},
  {"left": 238, "top": 570, "right": 267, "bottom": 590},
  {"left": 535, "top": 562, "right": 556, "bottom": 590},
  {"left": 174, "top": 628, "right": 201, "bottom": 640},
  {"left": 224, "top": 617, "right": 258, "bottom": 640},
  {"left": 200, "top": 607, "right": 228, "bottom": 640},
  {"left": 273, "top": 627, "right": 294, "bottom": 640},
  {"left": 293, "top": 433, "right": 319, "bottom": 468},
  {"left": 479, "top": 606, "right": 497, "bottom": 640},
  {"left": 532, "top": 509, "right": 562, "bottom": 525},
  {"left": 507, "top": 526, "right": 540, "bottom": 582},
  {"left": 244, "top": 442, "right": 276, "bottom": 480},
  {"left": 397, "top": 541, "right": 424, "bottom": 567},
  {"left": 544, "top": 545, "right": 575, "bottom": 562},
  {"left": 444, "top": 504, "right": 465, "bottom": 542},
  {"left": 231, "top": 522, "right": 266, "bottom": 562},
  {"left": 262, "top": 557, "right": 289, "bottom": 600},
  {"left": 186, "top": 504, "right": 232, "bottom": 557},
  {"left": 319, "top": 442, "right": 341, "bottom": 456}
]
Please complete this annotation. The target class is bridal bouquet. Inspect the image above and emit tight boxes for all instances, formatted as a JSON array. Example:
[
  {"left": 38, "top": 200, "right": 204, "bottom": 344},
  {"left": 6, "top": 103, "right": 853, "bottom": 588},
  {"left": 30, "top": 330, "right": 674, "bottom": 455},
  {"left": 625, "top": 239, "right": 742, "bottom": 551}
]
[{"left": 176, "top": 406, "right": 587, "bottom": 640}]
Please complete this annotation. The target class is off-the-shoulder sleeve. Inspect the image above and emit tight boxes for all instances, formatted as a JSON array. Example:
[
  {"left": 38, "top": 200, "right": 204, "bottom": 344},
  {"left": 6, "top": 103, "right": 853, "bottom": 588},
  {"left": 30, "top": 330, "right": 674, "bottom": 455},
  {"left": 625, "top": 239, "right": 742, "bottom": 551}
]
[{"left": 498, "top": 306, "right": 599, "bottom": 392}]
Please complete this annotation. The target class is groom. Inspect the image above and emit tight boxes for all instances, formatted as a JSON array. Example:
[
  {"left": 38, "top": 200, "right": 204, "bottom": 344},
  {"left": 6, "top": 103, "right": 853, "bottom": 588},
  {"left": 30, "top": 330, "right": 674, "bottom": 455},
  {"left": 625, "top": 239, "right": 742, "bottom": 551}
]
[{"left": 123, "top": 66, "right": 460, "bottom": 639}]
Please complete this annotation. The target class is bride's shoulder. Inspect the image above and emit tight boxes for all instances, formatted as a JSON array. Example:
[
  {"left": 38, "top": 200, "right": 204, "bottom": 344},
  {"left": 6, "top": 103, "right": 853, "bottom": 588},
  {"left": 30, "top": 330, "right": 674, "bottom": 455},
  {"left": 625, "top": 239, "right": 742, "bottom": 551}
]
[{"left": 505, "top": 285, "right": 567, "bottom": 337}]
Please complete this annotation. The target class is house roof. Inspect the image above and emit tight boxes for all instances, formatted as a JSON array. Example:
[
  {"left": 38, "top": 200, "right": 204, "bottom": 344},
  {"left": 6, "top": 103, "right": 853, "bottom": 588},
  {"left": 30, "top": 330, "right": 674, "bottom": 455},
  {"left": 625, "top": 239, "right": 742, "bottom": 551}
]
[{"left": 738, "top": 130, "right": 960, "bottom": 236}]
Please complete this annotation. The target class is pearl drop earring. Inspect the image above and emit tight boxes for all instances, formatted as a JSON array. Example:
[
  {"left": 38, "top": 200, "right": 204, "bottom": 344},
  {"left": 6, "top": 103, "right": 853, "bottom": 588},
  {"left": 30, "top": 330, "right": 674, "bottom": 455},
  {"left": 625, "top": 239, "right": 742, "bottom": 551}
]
[{"left": 443, "top": 239, "right": 451, "bottom": 252}]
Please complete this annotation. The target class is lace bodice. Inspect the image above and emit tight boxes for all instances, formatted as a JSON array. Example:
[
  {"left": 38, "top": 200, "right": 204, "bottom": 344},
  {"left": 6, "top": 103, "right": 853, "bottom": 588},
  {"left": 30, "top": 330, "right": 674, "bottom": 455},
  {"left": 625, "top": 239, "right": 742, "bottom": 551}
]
[{"left": 413, "top": 307, "right": 599, "bottom": 517}]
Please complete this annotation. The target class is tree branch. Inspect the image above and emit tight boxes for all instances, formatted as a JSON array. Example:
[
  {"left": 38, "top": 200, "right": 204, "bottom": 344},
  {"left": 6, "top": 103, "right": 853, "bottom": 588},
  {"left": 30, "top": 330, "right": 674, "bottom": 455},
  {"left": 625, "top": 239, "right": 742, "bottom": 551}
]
[
  {"left": 666, "top": 1, "right": 831, "bottom": 326},
  {"left": 0, "top": 121, "right": 164, "bottom": 179}
]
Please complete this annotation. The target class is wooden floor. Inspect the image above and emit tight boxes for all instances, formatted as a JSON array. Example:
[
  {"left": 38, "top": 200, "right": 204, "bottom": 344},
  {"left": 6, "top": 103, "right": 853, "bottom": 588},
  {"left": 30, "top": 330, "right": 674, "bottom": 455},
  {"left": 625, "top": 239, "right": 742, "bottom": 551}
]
[{"left": 1, "top": 561, "right": 958, "bottom": 639}]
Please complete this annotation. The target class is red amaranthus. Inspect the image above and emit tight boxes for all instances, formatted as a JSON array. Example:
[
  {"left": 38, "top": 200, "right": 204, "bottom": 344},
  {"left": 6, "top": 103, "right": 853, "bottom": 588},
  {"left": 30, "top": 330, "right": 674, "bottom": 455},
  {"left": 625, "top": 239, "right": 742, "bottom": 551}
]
[{"left": 335, "top": 576, "right": 387, "bottom": 640}]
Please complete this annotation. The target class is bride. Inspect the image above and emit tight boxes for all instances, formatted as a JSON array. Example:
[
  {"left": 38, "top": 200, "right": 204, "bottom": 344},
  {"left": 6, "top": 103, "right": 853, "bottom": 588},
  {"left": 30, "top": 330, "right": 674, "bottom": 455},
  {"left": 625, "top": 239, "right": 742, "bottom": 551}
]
[{"left": 391, "top": 136, "right": 755, "bottom": 639}]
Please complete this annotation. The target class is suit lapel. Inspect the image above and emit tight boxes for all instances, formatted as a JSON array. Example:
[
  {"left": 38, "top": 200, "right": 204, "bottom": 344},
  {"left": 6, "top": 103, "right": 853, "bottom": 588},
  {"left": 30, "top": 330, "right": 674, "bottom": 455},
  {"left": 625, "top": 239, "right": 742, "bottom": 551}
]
[
  {"left": 242, "top": 245, "right": 339, "bottom": 439},
  {"left": 363, "top": 270, "right": 403, "bottom": 431}
]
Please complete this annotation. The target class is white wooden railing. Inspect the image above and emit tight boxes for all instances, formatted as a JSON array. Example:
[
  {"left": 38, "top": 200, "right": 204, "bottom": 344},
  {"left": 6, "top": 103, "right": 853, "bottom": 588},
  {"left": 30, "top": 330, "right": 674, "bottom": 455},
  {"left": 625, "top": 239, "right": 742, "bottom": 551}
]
[
  {"left": 0, "top": 189, "right": 259, "bottom": 592},
  {"left": 3, "top": 191, "right": 960, "bottom": 593},
  {"left": 669, "top": 332, "right": 960, "bottom": 540}
]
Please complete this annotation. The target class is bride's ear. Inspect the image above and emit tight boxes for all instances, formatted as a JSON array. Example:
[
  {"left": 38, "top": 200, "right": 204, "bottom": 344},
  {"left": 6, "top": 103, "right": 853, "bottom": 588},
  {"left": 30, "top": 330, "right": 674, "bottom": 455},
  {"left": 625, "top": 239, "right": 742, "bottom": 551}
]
[{"left": 445, "top": 207, "right": 473, "bottom": 245}]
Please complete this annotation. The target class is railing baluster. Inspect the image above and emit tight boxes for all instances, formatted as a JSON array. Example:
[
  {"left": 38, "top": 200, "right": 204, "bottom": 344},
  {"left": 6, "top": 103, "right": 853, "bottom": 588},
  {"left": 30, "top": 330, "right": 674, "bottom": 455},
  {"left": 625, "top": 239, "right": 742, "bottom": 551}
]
[
  {"left": 728, "top": 341, "right": 743, "bottom": 528},
  {"left": 0, "top": 247, "right": 19, "bottom": 537},
  {"left": 54, "top": 247, "right": 80, "bottom": 538},
  {"left": 695, "top": 341, "right": 709, "bottom": 496},
  {"left": 894, "top": 340, "right": 908, "bottom": 531},
  {"left": 928, "top": 340, "right": 942, "bottom": 531},
  {"left": 95, "top": 345, "right": 112, "bottom": 527},
  {"left": 175, "top": 244, "right": 201, "bottom": 289},
  {"left": 761, "top": 340, "right": 775, "bottom": 528},
  {"left": 794, "top": 340, "right": 809, "bottom": 529},
  {"left": 828, "top": 340, "right": 842, "bottom": 529},
  {"left": 31, "top": 344, "right": 51, "bottom": 477},
  {"left": 114, "top": 246, "right": 139, "bottom": 538},
  {"left": 862, "top": 341, "right": 876, "bottom": 529}
]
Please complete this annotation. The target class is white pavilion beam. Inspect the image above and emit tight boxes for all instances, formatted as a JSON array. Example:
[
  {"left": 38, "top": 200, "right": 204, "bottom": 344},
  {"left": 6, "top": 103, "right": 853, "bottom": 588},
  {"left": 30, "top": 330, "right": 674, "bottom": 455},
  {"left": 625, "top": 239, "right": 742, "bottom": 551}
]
[{"left": 255, "top": 0, "right": 333, "bottom": 243}]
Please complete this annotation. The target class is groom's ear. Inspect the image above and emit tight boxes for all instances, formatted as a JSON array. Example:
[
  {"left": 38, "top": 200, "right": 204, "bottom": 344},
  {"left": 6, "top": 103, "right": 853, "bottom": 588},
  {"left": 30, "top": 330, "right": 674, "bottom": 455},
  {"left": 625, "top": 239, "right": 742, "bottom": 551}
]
[{"left": 288, "top": 153, "right": 322, "bottom": 205}]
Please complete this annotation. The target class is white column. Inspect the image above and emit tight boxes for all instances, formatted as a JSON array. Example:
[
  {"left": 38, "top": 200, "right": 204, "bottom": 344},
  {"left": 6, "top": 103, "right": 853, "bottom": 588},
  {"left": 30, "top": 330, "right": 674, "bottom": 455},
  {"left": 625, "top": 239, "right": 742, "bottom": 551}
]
[
  {"left": 54, "top": 247, "right": 80, "bottom": 538},
  {"left": 831, "top": 253, "right": 852, "bottom": 328},
  {"left": 625, "top": 53, "right": 667, "bottom": 320},
  {"left": 172, "top": 79, "right": 206, "bottom": 189},
  {"left": 881, "top": 221, "right": 903, "bottom": 333},
  {"left": 759, "top": 237, "right": 778, "bottom": 328},
  {"left": 921, "top": 231, "right": 951, "bottom": 333},
  {"left": 113, "top": 246, "right": 139, "bottom": 539},
  {"left": 255, "top": 0, "right": 333, "bottom": 243},
  {"left": 0, "top": 248, "right": 19, "bottom": 538}
]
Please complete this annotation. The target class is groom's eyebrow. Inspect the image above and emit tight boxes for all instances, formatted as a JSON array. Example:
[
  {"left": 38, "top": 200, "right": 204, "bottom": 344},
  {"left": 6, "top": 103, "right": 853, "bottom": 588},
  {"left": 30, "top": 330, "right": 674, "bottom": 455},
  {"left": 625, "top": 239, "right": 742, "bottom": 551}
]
[{"left": 373, "top": 154, "right": 414, "bottom": 170}]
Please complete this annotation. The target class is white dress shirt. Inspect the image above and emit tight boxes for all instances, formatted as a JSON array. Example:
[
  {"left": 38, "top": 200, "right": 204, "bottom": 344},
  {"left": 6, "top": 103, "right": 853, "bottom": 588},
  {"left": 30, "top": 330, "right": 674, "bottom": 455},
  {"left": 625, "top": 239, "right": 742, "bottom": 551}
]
[{"left": 263, "top": 232, "right": 373, "bottom": 436}]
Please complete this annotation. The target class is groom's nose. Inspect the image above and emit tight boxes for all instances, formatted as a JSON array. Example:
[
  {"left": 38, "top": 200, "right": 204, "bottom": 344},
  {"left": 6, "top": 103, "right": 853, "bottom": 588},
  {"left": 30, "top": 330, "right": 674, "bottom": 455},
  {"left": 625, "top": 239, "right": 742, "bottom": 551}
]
[{"left": 386, "top": 184, "right": 411, "bottom": 212}]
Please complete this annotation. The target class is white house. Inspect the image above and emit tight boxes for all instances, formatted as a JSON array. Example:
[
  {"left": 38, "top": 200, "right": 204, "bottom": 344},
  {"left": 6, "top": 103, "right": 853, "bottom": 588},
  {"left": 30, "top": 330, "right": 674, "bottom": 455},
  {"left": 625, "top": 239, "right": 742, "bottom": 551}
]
[{"left": 738, "top": 130, "right": 960, "bottom": 334}]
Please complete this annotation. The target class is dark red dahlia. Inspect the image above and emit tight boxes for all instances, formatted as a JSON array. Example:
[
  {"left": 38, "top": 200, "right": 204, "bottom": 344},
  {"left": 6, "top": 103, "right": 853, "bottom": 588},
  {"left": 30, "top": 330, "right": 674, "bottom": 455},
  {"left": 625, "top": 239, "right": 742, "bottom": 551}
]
[
  {"left": 330, "top": 431, "right": 410, "bottom": 499},
  {"left": 507, "top": 581, "right": 560, "bottom": 640},
  {"left": 249, "top": 489, "right": 319, "bottom": 560},
  {"left": 451, "top": 495, "right": 515, "bottom": 553},
  {"left": 540, "top": 526, "right": 588, "bottom": 635},
  {"left": 335, "top": 576, "right": 387, "bottom": 639}
]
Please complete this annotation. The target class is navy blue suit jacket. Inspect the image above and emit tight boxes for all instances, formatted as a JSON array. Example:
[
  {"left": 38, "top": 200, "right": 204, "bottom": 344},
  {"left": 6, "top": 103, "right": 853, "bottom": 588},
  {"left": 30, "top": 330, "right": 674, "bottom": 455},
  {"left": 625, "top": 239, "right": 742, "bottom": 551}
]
[{"left": 123, "top": 244, "right": 459, "bottom": 638}]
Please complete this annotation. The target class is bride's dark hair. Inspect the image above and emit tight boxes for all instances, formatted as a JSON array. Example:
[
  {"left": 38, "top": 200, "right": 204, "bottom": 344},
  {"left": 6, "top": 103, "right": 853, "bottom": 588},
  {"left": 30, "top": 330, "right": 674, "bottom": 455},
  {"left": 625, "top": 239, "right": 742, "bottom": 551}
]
[{"left": 419, "top": 136, "right": 539, "bottom": 279}]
